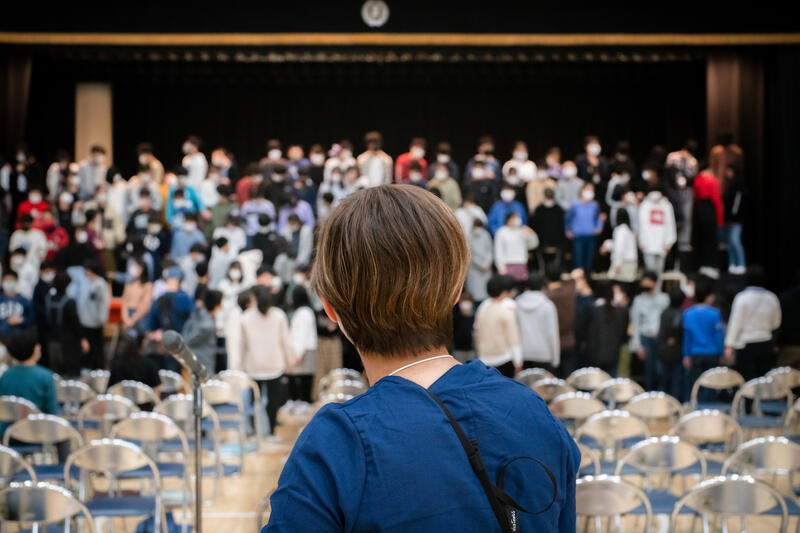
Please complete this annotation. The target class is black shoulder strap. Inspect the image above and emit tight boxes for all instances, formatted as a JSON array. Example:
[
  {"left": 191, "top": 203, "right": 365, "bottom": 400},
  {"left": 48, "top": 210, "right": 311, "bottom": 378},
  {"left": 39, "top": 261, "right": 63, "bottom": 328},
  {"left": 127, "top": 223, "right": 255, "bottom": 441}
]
[{"left": 425, "top": 390, "right": 557, "bottom": 532}]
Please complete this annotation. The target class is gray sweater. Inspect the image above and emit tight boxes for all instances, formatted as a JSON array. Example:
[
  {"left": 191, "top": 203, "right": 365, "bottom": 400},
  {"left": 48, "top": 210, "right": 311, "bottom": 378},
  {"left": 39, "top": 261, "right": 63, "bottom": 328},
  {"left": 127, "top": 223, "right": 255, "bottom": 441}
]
[
  {"left": 629, "top": 291, "right": 670, "bottom": 352},
  {"left": 79, "top": 276, "right": 110, "bottom": 329}
]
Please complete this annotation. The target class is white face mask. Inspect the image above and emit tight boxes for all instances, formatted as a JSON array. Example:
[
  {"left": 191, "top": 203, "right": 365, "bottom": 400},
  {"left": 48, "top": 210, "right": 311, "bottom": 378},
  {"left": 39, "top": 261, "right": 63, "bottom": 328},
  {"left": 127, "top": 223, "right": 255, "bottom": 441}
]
[
  {"left": 409, "top": 171, "right": 423, "bottom": 183},
  {"left": 75, "top": 231, "right": 88, "bottom": 243},
  {"left": 500, "top": 190, "right": 516, "bottom": 203},
  {"left": 11, "top": 257, "right": 25, "bottom": 271},
  {"left": 623, "top": 191, "right": 636, "bottom": 204},
  {"left": 510, "top": 217, "right": 522, "bottom": 228},
  {"left": 183, "top": 222, "right": 197, "bottom": 233},
  {"left": 472, "top": 168, "right": 486, "bottom": 179},
  {"left": 506, "top": 174, "right": 520, "bottom": 186},
  {"left": 182, "top": 143, "right": 192, "bottom": 154},
  {"left": 411, "top": 147, "right": 425, "bottom": 159},
  {"left": 41, "top": 271, "right": 56, "bottom": 284},
  {"left": 268, "top": 149, "right": 282, "bottom": 160},
  {"left": 96, "top": 193, "right": 107, "bottom": 203},
  {"left": 513, "top": 151, "right": 528, "bottom": 161},
  {"left": 140, "top": 173, "right": 152, "bottom": 183},
  {"left": 642, "top": 170, "right": 654, "bottom": 182},
  {"left": 341, "top": 150, "right": 353, "bottom": 160},
  {"left": 29, "top": 193, "right": 42, "bottom": 204},
  {"left": 229, "top": 269, "right": 242, "bottom": 281},
  {"left": 587, "top": 143, "right": 602, "bottom": 156},
  {"left": 310, "top": 153, "right": 325, "bottom": 166},
  {"left": 543, "top": 199, "right": 555, "bottom": 207},
  {"left": 434, "top": 170, "right": 448, "bottom": 180},
  {"left": 128, "top": 266, "right": 141, "bottom": 279},
  {"left": 271, "top": 276, "right": 283, "bottom": 290},
  {"left": 138, "top": 154, "right": 149, "bottom": 166},
  {"left": 16, "top": 153, "right": 26, "bottom": 163},
  {"left": 94, "top": 154, "right": 106, "bottom": 165},
  {"left": 166, "top": 176, "right": 178, "bottom": 188},
  {"left": 459, "top": 301, "right": 473, "bottom": 315},
  {"left": 676, "top": 175, "right": 687, "bottom": 188},
  {"left": 582, "top": 190, "right": 595, "bottom": 201},
  {"left": 2, "top": 281, "right": 17, "bottom": 294},
  {"left": 292, "top": 274, "right": 306, "bottom": 286},
  {"left": 437, "top": 153, "right": 450, "bottom": 164},
  {"left": 69, "top": 176, "right": 81, "bottom": 187},
  {"left": 562, "top": 166, "right": 578, "bottom": 178},
  {"left": 536, "top": 169, "right": 549, "bottom": 180}
]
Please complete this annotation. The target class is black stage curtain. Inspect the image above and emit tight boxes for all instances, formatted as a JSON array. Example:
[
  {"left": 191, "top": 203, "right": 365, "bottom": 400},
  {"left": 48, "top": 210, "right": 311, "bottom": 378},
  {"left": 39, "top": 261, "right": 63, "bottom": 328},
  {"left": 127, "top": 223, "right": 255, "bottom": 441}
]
[
  {"left": 0, "top": 54, "right": 33, "bottom": 155},
  {"left": 22, "top": 57, "right": 706, "bottom": 177}
]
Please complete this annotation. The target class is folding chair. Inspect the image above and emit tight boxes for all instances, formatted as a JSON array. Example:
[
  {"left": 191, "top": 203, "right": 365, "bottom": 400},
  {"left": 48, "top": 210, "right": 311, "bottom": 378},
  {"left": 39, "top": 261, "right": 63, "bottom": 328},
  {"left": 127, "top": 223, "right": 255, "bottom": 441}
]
[
  {"left": 0, "top": 480, "right": 96, "bottom": 532},
  {"left": 201, "top": 379, "right": 247, "bottom": 470},
  {"left": 215, "top": 369, "right": 264, "bottom": 447},
  {"left": 548, "top": 392, "right": 605, "bottom": 433},
  {"left": 690, "top": 366, "right": 745, "bottom": 412},
  {"left": 112, "top": 412, "right": 193, "bottom": 533},
  {"left": 77, "top": 394, "right": 140, "bottom": 437},
  {"left": 591, "top": 378, "right": 645, "bottom": 410},
  {"left": 625, "top": 392, "right": 684, "bottom": 433},
  {"left": 566, "top": 367, "right": 613, "bottom": 392},
  {"left": 65, "top": 438, "right": 167, "bottom": 533},
  {"left": 159, "top": 369, "right": 189, "bottom": 397},
  {"left": 531, "top": 378, "right": 575, "bottom": 402},
  {"left": 671, "top": 474, "right": 789, "bottom": 533},
  {"left": 82, "top": 369, "right": 110, "bottom": 394},
  {"left": 0, "top": 395, "right": 40, "bottom": 454},
  {"left": 318, "top": 368, "right": 367, "bottom": 395},
  {"left": 615, "top": 436, "right": 706, "bottom": 515},
  {"left": 722, "top": 436, "right": 800, "bottom": 516},
  {"left": 785, "top": 398, "right": 800, "bottom": 445},
  {"left": 669, "top": 409, "right": 744, "bottom": 475},
  {"left": 576, "top": 475, "right": 653, "bottom": 533},
  {"left": 768, "top": 367, "right": 800, "bottom": 416},
  {"left": 577, "top": 440, "right": 601, "bottom": 476},
  {"left": 56, "top": 379, "right": 96, "bottom": 419},
  {"left": 0, "top": 443, "right": 37, "bottom": 483},
  {"left": 108, "top": 380, "right": 160, "bottom": 407},
  {"left": 3, "top": 414, "right": 84, "bottom": 482},
  {"left": 732, "top": 376, "right": 792, "bottom": 432},
  {"left": 515, "top": 367, "right": 554, "bottom": 387},
  {"left": 575, "top": 410, "right": 649, "bottom": 471}
]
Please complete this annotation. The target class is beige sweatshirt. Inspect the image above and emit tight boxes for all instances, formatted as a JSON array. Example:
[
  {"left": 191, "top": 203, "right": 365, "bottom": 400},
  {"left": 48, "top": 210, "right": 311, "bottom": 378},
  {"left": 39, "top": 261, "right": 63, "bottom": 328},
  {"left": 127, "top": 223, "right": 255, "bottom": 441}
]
[
  {"left": 474, "top": 298, "right": 522, "bottom": 368},
  {"left": 239, "top": 307, "right": 296, "bottom": 380}
]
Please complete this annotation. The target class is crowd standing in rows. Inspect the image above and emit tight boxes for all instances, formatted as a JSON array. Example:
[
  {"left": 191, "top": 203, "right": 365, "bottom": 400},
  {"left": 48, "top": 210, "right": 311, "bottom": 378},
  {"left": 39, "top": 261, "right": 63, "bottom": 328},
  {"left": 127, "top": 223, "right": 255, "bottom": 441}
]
[{"left": 1, "top": 131, "right": 798, "bottom": 428}]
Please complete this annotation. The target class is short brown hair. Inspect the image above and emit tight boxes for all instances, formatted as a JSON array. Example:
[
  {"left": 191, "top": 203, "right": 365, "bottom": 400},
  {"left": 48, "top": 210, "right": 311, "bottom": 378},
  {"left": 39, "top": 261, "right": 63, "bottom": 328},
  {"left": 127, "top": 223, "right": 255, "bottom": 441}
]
[{"left": 311, "top": 185, "right": 469, "bottom": 357}]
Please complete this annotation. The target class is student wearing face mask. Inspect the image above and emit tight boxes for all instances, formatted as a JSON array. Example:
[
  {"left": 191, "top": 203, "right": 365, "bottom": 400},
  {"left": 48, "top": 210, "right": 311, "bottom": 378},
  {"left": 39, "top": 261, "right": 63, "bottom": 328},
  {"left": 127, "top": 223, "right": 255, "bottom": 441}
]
[
  {"left": 465, "top": 136, "right": 502, "bottom": 191},
  {"left": 240, "top": 184, "right": 277, "bottom": 242},
  {"left": 531, "top": 187, "right": 566, "bottom": 275},
  {"left": 45, "top": 150, "right": 72, "bottom": 202},
  {"left": 178, "top": 243, "right": 207, "bottom": 297},
  {"left": 629, "top": 271, "right": 670, "bottom": 391},
  {"left": 426, "top": 164, "right": 462, "bottom": 210},
  {"left": 638, "top": 184, "right": 677, "bottom": 280},
  {"left": 170, "top": 213, "right": 206, "bottom": 260},
  {"left": 428, "top": 142, "right": 460, "bottom": 183},
  {"left": 525, "top": 167, "right": 557, "bottom": 216},
  {"left": 217, "top": 260, "right": 252, "bottom": 332},
  {"left": 465, "top": 161, "right": 496, "bottom": 214},
  {"left": 15, "top": 188, "right": 49, "bottom": 227},
  {"left": 566, "top": 183, "right": 605, "bottom": 275},
  {"left": 259, "top": 139, "right": 288, "bottom": 180},
  {"left": 77, "top": 145, "right": 108, "bottom": 198},
  {"left": 280, "top": 214, "right": 313, "bottom": 277},
  {"left": 306, "top": 144, "right": 327, "bottom": 186},
  {"left": 55, "top": 191, "right": 75, "bottom": 233},
  {"left": 136, "top": 142, "right": 164, "bottom": 184},
  {"left": 502, "top": 141, "right": 538, "bottom": 184},
  {"left": 516, "top": 272, "right": 560, "bottom": 373},
  {"left": 575, "top": 136, "right": 609, "bottom": 185},
  {"left": 543, "top": 146, "right": 563, "bottom": 180},
  {"left": 76, "top": 260, "right": 110, "bottom": 370},
  {"left": 601, "top": 209, "right": 638, "bottom": 286},
  {"left": 7, "top": 248, "right": 39, "bottom": 300},
  {"left": 555, "top": 161, "right": 584, "bottom": 211},
  {"left": 181, "top": 136, "right": 208, "bottom": 189},
  {"left": 394, "top": 137, "right": 428, "bottom": 184},
  {"left": 10, "top": 213, "right": 47, "bottom": 265},
  {"left": 287, "top": 285, "right": 318, "bottom": 402},
  {"left": 121, "top": 258, "right": 153, "bottom": 332},
  {"left": 31, "top": 261, "right": 57, "bottom": 359},
  {"left": 323, "top": 141, "right": 357, "bottom": 184},
  {"left": 0, "top": 271, "right": 35, "bottom": 338},
  {"left": 356, "top": 131, "right": 393, "bottom": 188},
  {"left": 208, "top": 237, "right": 235, "bottom": 290},
  {"left": 166, "top": 168, "right": 204, "bottom": 225},
  {"left": 277, "top": 191, "right": 315, "bottom": 233},
  {"left": 494, "top": 212, "right": 539, "bottom": 281},
  {"left": 474, "top": 274, "right": 523, "bottom": 378}
]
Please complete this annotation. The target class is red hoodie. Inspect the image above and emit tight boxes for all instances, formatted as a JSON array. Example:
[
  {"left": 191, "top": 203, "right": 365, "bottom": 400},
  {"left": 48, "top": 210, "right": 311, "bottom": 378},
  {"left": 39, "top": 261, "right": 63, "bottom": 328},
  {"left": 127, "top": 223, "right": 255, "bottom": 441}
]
[
  {"left": 16, "top": 200, "right": 50, "bottom": 227},
  {"left": 33, "top": 220, "right": 70, "bottom": 261},
  {"left": 693, "top": 171, "right": 724, "bottom": 227}
]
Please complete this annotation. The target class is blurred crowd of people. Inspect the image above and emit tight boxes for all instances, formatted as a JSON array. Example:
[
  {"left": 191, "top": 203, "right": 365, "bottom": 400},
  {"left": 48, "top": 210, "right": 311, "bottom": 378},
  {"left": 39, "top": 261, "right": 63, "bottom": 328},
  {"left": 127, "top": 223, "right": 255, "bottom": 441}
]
[{"left": 1, "top": 131, "right": 797, "bottom": 427}]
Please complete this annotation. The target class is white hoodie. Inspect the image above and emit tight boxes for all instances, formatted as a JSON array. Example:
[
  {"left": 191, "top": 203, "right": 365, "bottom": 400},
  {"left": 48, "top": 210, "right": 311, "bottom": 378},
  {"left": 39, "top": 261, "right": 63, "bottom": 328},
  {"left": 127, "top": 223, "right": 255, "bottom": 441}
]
[
  {"left": 515, "top": 291, "right": 560, "bottom": 367},
  {"left": 637, "top": 192, "right": 677, "bottom": 255}
]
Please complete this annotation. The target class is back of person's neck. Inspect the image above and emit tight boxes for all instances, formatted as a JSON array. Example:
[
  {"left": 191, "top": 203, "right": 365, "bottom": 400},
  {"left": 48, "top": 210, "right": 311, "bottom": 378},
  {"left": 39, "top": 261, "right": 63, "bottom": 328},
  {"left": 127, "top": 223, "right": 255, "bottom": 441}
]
[
  {"left": 361, "top": 346, "right": 458, "bottom": 388},
  {"left": 20, "top": 359, "right": 37, "bottom": 367}
]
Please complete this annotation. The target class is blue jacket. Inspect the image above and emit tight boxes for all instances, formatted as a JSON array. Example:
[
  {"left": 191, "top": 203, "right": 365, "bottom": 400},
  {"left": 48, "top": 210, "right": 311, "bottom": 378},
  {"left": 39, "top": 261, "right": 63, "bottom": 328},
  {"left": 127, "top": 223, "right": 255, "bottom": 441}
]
[
  {"left": 166, "top": 186, "right": 204, "bottom": 224},
  {"left": 487, "top": 200, "right": 528, "bottom": 236},
  {"left": 683, "top": 305, "right": 725, "bottom": 357},
  {"left": 266, "top": 360, "right": 579, "bottom": 532},
  {"left": 170, "top": 228, "right": 206, "bottom": 259},
  {"left": 0, "top": 293, "right": 35, "bottom": 337},
  {"left": 147, "top": 290, "right": 195, "bottom": 333},
  {"left": 566, "top": 201, "right": 603, "bottom": 237}
]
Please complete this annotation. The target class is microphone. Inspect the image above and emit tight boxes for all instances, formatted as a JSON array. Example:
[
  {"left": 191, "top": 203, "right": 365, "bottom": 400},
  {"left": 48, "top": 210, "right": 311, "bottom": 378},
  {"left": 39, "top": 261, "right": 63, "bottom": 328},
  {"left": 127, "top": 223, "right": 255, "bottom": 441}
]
[{"left": 162, "top": 330, "right": 210, "bottom": 383}]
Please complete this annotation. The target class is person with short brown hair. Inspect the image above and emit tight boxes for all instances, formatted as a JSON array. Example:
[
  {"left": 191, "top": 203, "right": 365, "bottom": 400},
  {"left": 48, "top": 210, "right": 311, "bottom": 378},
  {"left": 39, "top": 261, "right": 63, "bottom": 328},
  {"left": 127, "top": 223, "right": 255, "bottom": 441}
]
[{"left": 267, "top": 184, "right": 579, "bottom": 532}]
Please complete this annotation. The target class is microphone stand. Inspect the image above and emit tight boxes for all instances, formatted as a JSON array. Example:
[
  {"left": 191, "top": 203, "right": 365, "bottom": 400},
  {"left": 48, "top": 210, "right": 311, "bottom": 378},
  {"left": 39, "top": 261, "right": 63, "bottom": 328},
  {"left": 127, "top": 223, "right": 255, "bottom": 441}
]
[{"left": 191, "top": 371, "right": 204, "bottom": 533}]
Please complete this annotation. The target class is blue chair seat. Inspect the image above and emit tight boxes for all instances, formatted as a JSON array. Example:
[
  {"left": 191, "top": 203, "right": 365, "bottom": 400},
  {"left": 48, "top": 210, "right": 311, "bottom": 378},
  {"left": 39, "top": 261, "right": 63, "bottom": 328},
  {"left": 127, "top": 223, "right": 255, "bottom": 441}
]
[
  {"left": 676, "top": 459, "right": 723, "bottom": 476},
  {"left": 202, "top": 463, "right": 241, "bottom": 477},
  {"left": 158, "top": 437, "right": 215, "bottom": 453},
  {"left": 212, "top": 403, "right": 256, "bottom": 416},
  {"left": 695, "top": 402, "right": 732, "bottom": 412},
  {"left": 598, "top": 461, "right": 639, "bottom": 475},
  {"left": 765, "top": 496, "right": 800, "bottom": 515},
  {"left": 116, "top": 462, "right": 185, "bottom": 479},
  {"left": 577, "top": 435, "right": 647, "bottom": 451},
  {"left": 18, "top": 523, "right": 74, "bottom": 533},
  {"left": 71, "top": 419, "right": 100, "bottom": 431},
  {"left": 201, "top": 419, "right": 242, "bottom": 431},
  {"left": 736, "top": 415, "right": 784, "bottom": 429},
  {"left": 10, "top": 443, "right": 43, "bottom": 455},
  {"left": 761, "top": 400, "right": 788, "bottom": 416},
  {"left": 630, "top": 490, "right": 686, "bottom": 515},
  {"left": 86, "top": 496, "right": 157, "bottom": 517}
]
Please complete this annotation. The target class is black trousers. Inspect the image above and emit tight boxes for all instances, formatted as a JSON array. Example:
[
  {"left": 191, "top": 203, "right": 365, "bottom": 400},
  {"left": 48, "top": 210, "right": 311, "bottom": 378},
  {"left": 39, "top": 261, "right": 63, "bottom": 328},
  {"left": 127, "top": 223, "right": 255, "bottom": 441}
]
[
  {"left": 288, "top": 375, "right": 314, "bottom": 403},
  {"left": 258, "top": 376, "right": 289, "bottom": 434},
  {"left": 494, "top": 361, "right": 516, "bottom": 378},
  {"left": 736, "top": 340, "right": 777, "bottom": 382},
  {"left": 82, "top": 326, "right": 105, "bottom": 370}
]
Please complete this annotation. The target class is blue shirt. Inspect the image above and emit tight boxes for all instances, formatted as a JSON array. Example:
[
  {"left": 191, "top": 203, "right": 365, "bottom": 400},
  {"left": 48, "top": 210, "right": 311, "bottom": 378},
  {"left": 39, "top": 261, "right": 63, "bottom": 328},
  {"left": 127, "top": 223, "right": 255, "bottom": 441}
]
[
  {"left": 0, "top": 365, "right": 59, "bottom": 434},
  {"left": 0, "top": 293, "right": 35, "bottom": 337},
  {"left": 683, "top": 305, "right": 725, "bottom": 357},
  {"left": 170, "top": 228, "right": 206, "bottom": 259},
  {"left": 266, "top": 360, "right": 579, "bottom": 532},
  {"left": 146, "top": 290, "right": 195, "bottom": 332},
  {"left": 488, "top": 200, "right": 528, "bottom": 236},
  {"left": 565, "top": 201, "right": 603, "bottom": 237}
]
